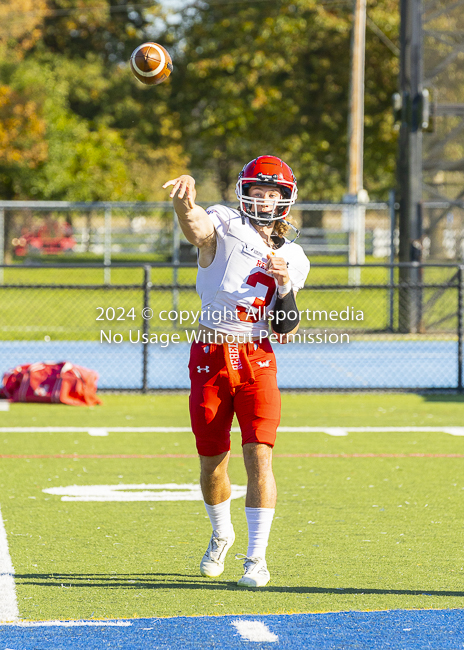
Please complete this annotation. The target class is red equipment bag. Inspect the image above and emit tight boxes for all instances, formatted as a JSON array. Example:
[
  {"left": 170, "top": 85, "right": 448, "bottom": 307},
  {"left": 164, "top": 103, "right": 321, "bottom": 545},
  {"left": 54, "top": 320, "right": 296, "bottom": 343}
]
[{"left": 0, "top": 362, "right": 102, "bottom": 406}]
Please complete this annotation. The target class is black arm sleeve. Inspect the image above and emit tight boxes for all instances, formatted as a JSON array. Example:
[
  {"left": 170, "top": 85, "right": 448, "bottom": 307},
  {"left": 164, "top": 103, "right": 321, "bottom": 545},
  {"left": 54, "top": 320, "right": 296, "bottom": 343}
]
[{"left": 272, "top": 290, "right": 300, "bottom": 334}]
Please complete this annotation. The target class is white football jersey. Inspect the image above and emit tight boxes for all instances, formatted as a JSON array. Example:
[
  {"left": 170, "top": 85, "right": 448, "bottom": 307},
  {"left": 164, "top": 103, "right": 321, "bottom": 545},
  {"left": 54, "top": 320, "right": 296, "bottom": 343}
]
[{"left": 196, "top": 204, "right": 310, "bottom": 336}]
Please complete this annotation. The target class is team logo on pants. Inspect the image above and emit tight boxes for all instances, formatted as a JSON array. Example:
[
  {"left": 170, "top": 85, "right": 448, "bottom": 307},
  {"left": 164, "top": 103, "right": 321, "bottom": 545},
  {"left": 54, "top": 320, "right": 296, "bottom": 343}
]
[{"left": 228, "top": 343, "right": 242, "bottom": 370}]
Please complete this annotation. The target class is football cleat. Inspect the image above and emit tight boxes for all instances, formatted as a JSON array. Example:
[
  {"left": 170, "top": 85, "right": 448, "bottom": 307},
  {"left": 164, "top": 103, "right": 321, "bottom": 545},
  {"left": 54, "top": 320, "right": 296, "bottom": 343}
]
[
  {"left": 236, "top": 555, "right": 270, "bottom": 588},
  {"left": 200, "top": 527, "right": 235, "bottom": 578}
]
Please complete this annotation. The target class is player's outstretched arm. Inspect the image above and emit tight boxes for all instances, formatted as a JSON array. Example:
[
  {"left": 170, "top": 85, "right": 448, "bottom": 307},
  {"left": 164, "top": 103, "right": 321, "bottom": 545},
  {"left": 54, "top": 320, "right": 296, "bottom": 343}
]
[{"left": 162, "top": 175, "right": 215, "bottom": 249}]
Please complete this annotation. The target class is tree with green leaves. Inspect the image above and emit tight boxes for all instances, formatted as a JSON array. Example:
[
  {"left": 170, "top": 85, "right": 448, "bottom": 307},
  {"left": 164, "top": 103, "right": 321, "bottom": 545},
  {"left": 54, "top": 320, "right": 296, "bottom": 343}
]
[
  {"left": 0, "top": 0, "right": 186, "bottom": 201},
  {"left": 167, "top": 0, "right": 399, "bottom": 201},
  {"left": 0, "top": 0, "right": 399, "bottom": 204}
]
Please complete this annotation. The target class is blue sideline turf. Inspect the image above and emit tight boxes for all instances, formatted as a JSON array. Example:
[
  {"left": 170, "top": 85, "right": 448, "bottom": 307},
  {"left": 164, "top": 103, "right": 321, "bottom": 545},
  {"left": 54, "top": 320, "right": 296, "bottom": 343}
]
[
  {"left": 0, "top": 340, "right": 457, "bottom": 389},
  {"left": 2, "top": 609, "right": 464, "bottom": 649}
]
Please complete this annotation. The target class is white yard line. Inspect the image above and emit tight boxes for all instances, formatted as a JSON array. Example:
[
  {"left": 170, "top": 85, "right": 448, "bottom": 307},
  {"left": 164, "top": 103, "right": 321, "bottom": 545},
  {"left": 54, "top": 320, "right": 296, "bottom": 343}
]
[
  {"left": 0, "top": 402, "right": 9, "bottom": 411},
  {"left": 0, "top": 426, "right": 464, "bottom": 437},
  {"left": 0, "top": 505, "right": 19, "bottom": 623},
  {"left": 87, "top": 428, "right": 109, "bottom": 437},
  {"left": 232, "top": 619, "right": 278, "bottom": 642},
  {"left": 317, "top": 427, "right": 349, "bottom": 437},
  {"left": 0, "top": 427, "right": 192, "bottom": 433}
]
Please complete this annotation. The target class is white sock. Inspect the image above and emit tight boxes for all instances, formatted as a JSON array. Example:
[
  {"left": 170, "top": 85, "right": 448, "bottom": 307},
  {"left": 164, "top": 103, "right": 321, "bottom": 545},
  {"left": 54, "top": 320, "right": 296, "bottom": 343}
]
[
  {"left": 204, "top": 497, "right": 232, "bottom": 536},
  {"left": 245, "top": 507, "right": 275, "bottom": 559}
]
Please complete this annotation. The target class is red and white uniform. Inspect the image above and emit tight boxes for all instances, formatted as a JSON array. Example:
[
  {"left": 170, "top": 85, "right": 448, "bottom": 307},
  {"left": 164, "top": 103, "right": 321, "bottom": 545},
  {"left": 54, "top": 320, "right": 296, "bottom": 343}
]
[
  {"left": 197, "top": 205, "right": 310, "bottom": 336},
  {"left": 189, "top": 204, "right": 310, "bottom": 457}
]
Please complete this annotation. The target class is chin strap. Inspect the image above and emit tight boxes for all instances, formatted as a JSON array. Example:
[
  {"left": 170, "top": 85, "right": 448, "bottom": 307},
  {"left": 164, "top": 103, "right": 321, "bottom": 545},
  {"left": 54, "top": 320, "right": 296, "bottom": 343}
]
[
  {"left": 248, "top": 214, "right": 273, "bottom": 227},
  {"left": 241, "top": 211, "right": 272, "bottom": 227},
  {"left": 242, "top": 213, "right": 301, "bottom": 243},
  {"left": 285, "top": 221, "right": 300, "bottom": 242}
]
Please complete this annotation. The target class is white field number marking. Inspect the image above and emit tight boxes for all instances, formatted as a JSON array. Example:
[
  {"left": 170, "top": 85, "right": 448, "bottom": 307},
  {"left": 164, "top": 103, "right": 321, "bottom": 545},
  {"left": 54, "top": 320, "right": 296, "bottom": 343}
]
[
  {"left": 42, "top": 483, "right": 247, "bottom": 502},
  {"left": 0, "top": 505, "right": 19, "bottom": 622},
  {"left": 0, "top": 402, "right": 9, "bottom": 411},
  {"left": 232, "top": 620, "right": 278, "bottom": 643}
]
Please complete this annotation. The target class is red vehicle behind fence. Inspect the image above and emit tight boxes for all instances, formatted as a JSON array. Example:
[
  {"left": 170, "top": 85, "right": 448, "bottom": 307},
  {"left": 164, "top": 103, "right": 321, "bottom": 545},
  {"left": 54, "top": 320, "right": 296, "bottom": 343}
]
[{"left": 12, "top": 218, "right": 76, "bottom": 256}]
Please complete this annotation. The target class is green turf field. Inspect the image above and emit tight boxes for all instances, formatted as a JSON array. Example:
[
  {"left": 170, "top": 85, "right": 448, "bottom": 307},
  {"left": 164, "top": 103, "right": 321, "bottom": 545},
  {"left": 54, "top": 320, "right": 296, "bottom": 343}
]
[{"left": 2, "top": 393, "right": 464, "bottom": 621}]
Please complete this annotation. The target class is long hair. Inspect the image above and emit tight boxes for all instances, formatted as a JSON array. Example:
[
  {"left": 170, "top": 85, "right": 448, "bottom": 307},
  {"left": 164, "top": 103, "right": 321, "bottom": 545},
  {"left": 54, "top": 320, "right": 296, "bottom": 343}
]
[{"left": 273, "top": 218, "right": 292, "bottom": 238}]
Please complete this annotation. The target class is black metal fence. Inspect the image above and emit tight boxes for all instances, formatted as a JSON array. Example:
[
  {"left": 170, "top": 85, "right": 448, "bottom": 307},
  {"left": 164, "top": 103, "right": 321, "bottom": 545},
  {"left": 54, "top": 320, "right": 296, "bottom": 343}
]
[{"left": 0, "top": 262, "right": 463, "bottom": 391}]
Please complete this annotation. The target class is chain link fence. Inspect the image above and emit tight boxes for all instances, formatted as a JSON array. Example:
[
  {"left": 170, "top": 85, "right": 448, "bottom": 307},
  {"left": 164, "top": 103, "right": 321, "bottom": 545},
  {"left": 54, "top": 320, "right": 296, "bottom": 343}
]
[
  {"left": 0, "top": 261, "right": 463, "bottom": 391},
  {"left": 0, "top": 199, "right": 398, "bottom": 271},
  {"left": 3, "top": 198, "right": 464, "bottom": 270}
]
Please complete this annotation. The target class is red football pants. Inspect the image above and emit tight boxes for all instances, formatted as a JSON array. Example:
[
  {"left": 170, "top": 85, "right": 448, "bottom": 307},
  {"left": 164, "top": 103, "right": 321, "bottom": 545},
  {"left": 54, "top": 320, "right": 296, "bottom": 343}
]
[{"left": 188, "top": 338, "right": 281, "bottom": 457}]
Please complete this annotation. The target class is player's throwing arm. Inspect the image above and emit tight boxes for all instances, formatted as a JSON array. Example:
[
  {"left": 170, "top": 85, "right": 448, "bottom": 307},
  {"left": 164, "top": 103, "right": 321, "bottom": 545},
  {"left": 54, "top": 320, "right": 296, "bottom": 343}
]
[{"left": 162, "top": 175, "right": 216, "bottom": 267}]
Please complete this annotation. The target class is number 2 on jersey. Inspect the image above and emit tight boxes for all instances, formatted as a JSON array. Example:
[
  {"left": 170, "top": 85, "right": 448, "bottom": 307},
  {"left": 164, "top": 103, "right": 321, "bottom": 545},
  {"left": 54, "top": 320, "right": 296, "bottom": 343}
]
[{"left": 236, "top": 270, "right": 276, "bottom": 323}]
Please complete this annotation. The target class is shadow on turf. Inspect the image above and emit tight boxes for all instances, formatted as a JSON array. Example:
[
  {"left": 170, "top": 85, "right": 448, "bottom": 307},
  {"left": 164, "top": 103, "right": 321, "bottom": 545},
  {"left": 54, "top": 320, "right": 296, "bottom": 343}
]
[
  {"left": 422, "top": 395, "right": 464, "bottom": 403},
  {"left": 14, "top": 573, "right": 464, "bottom": 597}
]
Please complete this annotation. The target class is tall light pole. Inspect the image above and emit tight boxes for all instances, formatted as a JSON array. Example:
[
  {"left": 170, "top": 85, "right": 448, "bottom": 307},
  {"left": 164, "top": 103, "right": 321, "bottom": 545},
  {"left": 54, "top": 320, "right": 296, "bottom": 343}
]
[{"left": 345, "top": 0, "right": 368, "bottom": 284}]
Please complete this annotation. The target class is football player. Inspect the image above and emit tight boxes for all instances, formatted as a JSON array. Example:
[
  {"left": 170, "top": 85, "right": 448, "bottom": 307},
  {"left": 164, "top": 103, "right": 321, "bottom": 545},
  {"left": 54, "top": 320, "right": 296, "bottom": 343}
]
[{"left": 163, "top": 155, "right": 310, "bottom": 587}]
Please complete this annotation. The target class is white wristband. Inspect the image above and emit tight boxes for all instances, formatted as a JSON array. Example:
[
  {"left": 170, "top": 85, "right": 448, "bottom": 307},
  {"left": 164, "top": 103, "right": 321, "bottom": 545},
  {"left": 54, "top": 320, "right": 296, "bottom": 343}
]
[{"left": 277, "top": 280, "right": 292, "bottom": 297}]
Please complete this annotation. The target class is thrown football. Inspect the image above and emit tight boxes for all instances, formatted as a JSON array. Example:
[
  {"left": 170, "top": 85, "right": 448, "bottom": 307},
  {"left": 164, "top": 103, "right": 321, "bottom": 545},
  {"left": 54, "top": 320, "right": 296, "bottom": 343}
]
[{"left": 130, "top": 42, "right": 173, "bottom": 86}]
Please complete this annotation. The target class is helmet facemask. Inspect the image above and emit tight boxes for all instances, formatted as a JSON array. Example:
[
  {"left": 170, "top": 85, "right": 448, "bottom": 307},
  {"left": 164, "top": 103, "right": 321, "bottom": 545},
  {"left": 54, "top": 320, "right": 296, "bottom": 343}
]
[{"left": 237, "top": 178, "right": 296, "bottom": 227}]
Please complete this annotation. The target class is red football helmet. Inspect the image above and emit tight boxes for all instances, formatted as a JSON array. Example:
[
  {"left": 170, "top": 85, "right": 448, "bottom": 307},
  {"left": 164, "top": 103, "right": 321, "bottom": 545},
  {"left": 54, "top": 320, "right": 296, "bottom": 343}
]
[{"left": 235, "top": 155, "right": 298, "bottom": 224}]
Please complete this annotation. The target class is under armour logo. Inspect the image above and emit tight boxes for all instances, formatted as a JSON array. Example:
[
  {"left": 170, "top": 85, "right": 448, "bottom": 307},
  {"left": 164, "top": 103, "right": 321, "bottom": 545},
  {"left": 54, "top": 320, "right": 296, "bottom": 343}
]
[
  {"left": 197, "top": 366, "right": 209, "bottom": 373},
  {"left": 256, "top": 360, "right": 270, "bottom": 368},
  {"left": 34, "top": 385, "right": 50, "bottom": 396}
]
